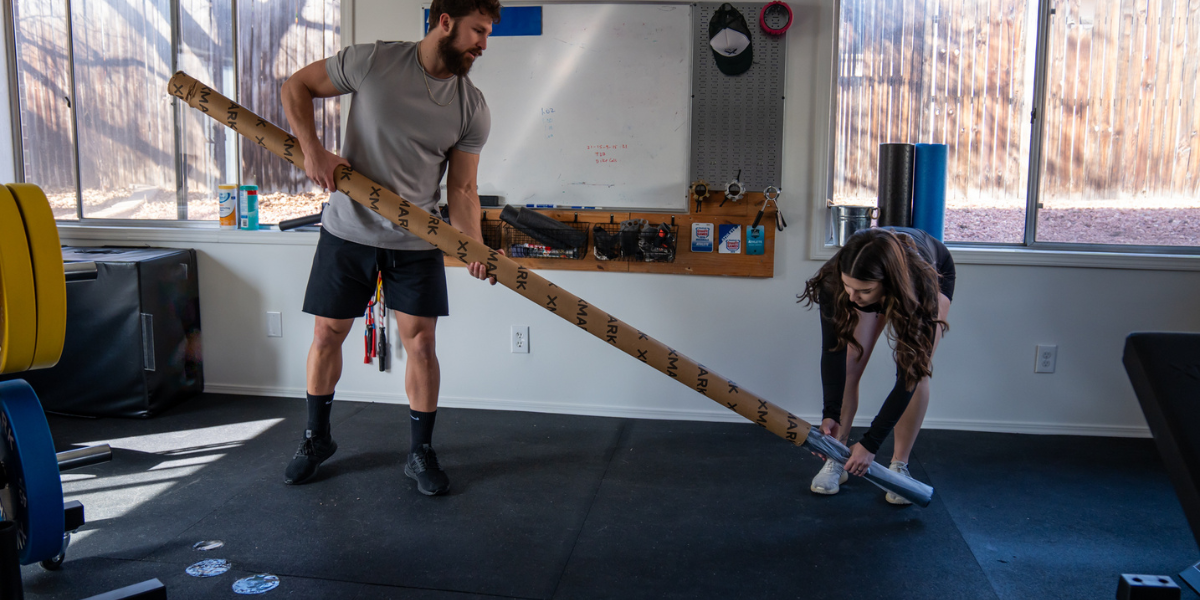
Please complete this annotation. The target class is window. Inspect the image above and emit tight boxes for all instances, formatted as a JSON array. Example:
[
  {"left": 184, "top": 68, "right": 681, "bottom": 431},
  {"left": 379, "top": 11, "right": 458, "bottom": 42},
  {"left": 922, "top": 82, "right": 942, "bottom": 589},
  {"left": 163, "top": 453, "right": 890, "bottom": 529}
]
[
  {"left": 832, "top": 0, "right": 1200, "bottom": 250},
  {"left": 12, "top": 0, "right": 340, "bottom": 224}
]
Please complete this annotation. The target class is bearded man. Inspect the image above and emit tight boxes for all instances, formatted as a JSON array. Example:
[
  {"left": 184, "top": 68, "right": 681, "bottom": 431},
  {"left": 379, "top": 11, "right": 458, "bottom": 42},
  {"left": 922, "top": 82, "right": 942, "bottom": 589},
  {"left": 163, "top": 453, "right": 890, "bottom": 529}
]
[{"left": 279, "top": 0, "right": 501, "bottom": 496}]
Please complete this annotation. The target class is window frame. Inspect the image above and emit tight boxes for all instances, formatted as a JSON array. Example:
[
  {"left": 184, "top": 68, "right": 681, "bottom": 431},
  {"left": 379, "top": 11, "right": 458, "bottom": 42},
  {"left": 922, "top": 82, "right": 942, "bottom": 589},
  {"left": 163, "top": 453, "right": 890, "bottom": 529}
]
[
  {"left": 815, "top": 0, "right": 1200, "bottom": 269},
  {"left": 2, "top": 0, "right": 352, "bottom": 228},
  {"left": 6, "top": 0, "right": 1197, "bottom": 272}
]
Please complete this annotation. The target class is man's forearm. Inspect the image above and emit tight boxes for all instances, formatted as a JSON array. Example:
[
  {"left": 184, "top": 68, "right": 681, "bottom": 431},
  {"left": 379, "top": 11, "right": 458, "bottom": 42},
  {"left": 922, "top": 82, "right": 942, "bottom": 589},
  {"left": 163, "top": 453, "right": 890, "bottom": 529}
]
[
  {"left": 281, "top": 78, "right": 324, "bottom": 153},
  {"left": 446, "top": 187, "right": 483, "bottom": 243}
]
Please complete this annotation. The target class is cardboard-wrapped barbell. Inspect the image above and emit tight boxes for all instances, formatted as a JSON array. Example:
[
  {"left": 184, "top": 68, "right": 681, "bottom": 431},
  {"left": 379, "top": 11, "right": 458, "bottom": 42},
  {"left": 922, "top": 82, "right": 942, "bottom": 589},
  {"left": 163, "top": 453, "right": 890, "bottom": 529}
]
[{"left": 167, "top": 71, "right": 934, "bottom": 506}]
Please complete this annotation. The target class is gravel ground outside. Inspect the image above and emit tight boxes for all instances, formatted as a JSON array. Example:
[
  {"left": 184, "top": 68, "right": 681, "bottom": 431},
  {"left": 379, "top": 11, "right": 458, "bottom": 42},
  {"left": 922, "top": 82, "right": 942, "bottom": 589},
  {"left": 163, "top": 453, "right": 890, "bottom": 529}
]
[
  {"left": 48, "top": 188, "right": 1200, "bottom": 248},
  {"left": 944, "top": 206, "right": 1200, "bottom": 246},
  {"left": 48, "top": 188, "right": 327, "bottom": 225}
]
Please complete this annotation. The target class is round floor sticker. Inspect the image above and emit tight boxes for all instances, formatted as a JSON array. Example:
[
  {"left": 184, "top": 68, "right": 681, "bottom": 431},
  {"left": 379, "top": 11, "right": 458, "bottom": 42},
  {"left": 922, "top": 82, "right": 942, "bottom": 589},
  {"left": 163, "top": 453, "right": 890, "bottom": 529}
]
[
  {"left": 186, "top": 558, "right": 231, "bottom": 577},
  {"left": 233, "top": 574, "right": 280, "bottom": 594}
]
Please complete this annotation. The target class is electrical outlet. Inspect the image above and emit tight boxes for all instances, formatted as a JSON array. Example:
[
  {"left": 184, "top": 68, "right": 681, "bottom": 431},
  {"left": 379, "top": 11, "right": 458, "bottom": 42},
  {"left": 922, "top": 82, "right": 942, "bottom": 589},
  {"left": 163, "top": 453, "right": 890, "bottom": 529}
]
[
  {"left": 1035, "top": 344, "right": 1057, "bottom": 373},
  {"left": 267, "top": 312, "right": 283, "bottom": 337},
  {"left": 511, "top": 325, "right": 530, "bottom": 353}
]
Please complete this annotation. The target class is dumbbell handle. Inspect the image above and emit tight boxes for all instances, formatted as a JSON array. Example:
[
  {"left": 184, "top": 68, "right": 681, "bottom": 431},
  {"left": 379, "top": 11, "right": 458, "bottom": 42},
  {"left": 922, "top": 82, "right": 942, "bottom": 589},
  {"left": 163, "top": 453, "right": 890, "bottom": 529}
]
[{"left": 57, "top": 445, "right": 111, "bottom": 472}]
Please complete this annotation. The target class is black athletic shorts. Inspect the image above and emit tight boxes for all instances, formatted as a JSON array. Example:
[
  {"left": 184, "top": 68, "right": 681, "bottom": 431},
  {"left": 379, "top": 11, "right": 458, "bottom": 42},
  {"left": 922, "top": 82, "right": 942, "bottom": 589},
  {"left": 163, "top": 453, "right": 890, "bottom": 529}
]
[{"left": 302, "top": 228, "right": 449, "bottom": 319}]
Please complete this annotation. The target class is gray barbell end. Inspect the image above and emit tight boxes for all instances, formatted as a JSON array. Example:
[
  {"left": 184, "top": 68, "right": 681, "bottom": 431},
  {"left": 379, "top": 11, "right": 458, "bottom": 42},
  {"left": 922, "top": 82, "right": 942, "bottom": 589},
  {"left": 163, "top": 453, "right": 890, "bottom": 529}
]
[
  {"left": 57, "top": 444, "right": 112, "bottom": 472},
  {"left": 79, "top": 579, "right": 166, "bottom": 600},
  {"left": 801, "top": 427, "right": 934, "bottom": 507}
]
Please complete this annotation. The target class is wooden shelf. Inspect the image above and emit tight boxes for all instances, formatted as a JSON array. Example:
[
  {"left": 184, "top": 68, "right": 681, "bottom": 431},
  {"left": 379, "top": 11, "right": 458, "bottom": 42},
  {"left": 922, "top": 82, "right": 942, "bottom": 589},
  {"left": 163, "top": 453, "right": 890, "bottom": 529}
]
[{"left": 444, "top": 192, "right": 777, "bottom": 278}]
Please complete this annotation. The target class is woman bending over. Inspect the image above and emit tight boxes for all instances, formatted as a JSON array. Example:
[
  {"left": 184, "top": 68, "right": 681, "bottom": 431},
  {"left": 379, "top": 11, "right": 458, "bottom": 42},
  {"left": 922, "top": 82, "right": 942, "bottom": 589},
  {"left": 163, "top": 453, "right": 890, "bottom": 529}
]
[{"left": 798, "top": 227, "right": 954, "bottom": 505}]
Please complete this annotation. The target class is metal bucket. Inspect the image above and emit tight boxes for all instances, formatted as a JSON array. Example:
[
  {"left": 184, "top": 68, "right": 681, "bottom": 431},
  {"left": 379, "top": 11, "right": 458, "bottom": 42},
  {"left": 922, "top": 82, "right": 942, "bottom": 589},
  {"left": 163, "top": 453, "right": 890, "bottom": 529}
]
[{"left": 830, "top": 204, "right": 877, "bottom": 246}]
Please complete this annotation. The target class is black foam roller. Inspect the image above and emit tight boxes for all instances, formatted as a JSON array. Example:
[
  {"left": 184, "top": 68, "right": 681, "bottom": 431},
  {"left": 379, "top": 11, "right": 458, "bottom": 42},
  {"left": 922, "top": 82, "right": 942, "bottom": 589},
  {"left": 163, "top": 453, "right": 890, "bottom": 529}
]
[
  {"left": 499, "top": 205, "right": 587, "bottom": 250},
  {"left": 877, "top": 143, "right": 915, "bottom": 227}
]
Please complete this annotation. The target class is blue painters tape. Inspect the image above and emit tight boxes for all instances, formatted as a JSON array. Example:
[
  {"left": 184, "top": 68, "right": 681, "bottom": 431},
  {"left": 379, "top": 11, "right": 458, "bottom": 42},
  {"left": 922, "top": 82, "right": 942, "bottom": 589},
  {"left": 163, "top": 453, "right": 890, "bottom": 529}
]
[
  {"left": 425, "top": 6, "right": 542, "bottom": 36},
  {"left": 0, "top": 379, "right": 65, "bottom": 565},
  {"left": 912, "top": 143, "right": 948, "bottom": 241}
]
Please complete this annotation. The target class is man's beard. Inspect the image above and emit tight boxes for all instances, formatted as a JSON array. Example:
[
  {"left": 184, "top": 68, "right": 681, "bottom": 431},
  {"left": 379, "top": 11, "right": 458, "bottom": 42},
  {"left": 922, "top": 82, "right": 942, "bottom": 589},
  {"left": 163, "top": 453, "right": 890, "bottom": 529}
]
[{"left": 437, "top": 25, "right": 479, "bottom": 77}]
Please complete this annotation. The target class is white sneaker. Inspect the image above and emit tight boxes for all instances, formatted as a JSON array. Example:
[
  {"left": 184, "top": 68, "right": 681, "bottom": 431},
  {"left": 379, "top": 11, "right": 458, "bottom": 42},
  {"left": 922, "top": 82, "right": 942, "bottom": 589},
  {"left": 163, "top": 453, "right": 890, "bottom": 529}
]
[
  {"left": 810, "top": 459, "right": 849, "bottom": 495},
  {"left": 885, "top": 461, "right": 914, "bottom": 505}
]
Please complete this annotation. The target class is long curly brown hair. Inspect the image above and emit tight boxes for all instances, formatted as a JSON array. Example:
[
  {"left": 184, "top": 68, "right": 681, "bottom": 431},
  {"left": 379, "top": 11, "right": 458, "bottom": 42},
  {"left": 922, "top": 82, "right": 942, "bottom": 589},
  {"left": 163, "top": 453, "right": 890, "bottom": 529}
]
[{"left": 798, "top": 229, "right": 948, "bottom": 389}]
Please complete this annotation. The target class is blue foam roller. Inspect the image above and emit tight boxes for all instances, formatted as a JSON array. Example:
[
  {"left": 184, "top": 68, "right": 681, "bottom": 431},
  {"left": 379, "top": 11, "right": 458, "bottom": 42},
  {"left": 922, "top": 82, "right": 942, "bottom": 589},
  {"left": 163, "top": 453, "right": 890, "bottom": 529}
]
[
  {"left": 912, "top": 143, "right": 948, "bottom": 241},
  {"left": 0, "top": 379, "right": 65, "bottom": 565}
]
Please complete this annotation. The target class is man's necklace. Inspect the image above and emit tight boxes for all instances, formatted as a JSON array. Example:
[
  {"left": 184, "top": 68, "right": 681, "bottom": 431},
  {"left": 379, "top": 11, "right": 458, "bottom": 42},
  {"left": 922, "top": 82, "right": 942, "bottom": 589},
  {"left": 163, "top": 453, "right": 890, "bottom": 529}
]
[{"left": 418, "top": 45, "right": 457, "bottom": 107}]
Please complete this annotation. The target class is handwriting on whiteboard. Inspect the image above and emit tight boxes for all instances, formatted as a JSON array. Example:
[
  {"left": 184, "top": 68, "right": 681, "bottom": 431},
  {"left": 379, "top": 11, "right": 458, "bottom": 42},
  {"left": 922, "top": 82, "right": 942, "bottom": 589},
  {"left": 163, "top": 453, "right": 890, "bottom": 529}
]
[
  {"left": 587, "top": 144, "right": 628, "bottom": 164},
  {"left": 541, "top": 108, "right": 555, "bottom": 139}
]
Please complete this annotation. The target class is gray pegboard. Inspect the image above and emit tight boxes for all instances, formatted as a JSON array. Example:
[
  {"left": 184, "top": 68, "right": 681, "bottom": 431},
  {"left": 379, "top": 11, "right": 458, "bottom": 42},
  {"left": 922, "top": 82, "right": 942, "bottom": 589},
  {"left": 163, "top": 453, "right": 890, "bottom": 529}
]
[{"left": 690, "top": 2, "right": 786, "bottom": 192}]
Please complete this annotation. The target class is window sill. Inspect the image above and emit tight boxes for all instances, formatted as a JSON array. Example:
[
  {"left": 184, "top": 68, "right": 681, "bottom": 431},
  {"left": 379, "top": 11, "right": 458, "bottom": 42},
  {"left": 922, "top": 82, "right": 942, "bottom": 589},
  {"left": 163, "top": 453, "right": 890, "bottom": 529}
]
[
  {"left": 808, "top": 239, "right": 1200, "bottom": 272},
  {"left": 55, "top": 222, "right": 1200, "bottom": 272},
  {"left": 55, "top": 222, "right": 320, "bottom": 246}
]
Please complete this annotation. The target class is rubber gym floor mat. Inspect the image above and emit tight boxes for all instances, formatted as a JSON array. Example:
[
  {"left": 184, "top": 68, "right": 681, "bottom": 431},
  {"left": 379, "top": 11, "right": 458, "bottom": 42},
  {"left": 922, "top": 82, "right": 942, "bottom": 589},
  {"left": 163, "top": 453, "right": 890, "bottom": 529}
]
[
  {"left": 917, "top": 429, "right": 1200, "bottom": 600},
  {"left": 139, "top": 403, "right": 626, "bottom": 599},
  {"left": 42, "top": 394, "right": 367, "bottom": 563},
  {"left": 552, "top": 421, "right": 999, "bottom": 600},
  {"left": 21, "top": 556, "right": 514, "bottom": 600},
  {"left": 26, "top": 395, "right": 1200, "bottom": 599}
]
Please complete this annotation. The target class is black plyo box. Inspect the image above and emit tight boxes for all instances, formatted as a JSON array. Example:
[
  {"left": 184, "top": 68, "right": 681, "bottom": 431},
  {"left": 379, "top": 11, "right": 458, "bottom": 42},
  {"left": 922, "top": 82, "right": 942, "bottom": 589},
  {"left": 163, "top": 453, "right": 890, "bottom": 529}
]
[{"left": 11, "top": 247, "right": 203, "bottom": 418}]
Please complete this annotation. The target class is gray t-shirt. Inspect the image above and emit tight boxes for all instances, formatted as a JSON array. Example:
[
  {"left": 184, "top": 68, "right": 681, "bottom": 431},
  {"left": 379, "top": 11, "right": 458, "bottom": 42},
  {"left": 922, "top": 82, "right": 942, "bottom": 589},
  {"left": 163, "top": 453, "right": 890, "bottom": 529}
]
[{"left": 322, "top": 41, "right": 490, "bottom": 250}]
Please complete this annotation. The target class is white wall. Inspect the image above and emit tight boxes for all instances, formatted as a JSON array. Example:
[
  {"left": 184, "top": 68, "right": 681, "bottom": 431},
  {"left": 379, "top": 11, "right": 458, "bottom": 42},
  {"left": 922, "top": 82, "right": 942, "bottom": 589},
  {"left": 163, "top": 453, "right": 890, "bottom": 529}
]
[{"left": 56, "top": 0, "right": 1200, "bottom": 437}]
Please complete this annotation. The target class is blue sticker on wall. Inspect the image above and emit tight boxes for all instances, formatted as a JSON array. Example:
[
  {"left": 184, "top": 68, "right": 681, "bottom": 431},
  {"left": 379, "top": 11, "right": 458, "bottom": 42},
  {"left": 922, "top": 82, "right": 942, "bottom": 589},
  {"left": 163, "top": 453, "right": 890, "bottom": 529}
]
[
  {"left": 425, "top": 6, "right": 542, "bottom": 36},
  {"left": 746, "top": 225, "right": 765, "bottom": 255}
]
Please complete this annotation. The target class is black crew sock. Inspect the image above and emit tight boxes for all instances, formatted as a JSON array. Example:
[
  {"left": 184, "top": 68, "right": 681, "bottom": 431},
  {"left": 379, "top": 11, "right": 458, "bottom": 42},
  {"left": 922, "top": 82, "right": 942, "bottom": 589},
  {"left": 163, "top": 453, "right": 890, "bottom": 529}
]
[
  {"left": 410, "top": 408, "right": 437, "bottom": 454},
  {"left": 306, "top": 392, "right": 334, "bottom": 438}
]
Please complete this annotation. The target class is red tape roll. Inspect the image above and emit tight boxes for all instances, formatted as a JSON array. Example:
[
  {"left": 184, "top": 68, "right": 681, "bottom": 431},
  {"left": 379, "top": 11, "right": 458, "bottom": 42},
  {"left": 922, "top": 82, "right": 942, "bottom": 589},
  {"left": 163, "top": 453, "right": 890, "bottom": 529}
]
[{"left": 759, "top": 1, "right": 793, "bottom": 36}]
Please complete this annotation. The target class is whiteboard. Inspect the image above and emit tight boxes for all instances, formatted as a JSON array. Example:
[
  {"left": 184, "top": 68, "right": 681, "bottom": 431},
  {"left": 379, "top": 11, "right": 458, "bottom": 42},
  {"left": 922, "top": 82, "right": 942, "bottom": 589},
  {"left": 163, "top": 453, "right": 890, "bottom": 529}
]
[{"left": 466, "top": 4, "right": 693, "bottom": 210}]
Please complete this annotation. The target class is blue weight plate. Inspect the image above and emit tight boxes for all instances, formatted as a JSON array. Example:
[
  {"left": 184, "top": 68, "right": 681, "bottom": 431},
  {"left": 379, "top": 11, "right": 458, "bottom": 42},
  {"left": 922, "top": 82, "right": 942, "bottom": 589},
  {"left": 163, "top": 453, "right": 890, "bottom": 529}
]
[{"left": 0, "top": 379, "right": 64, "bottom": 565}]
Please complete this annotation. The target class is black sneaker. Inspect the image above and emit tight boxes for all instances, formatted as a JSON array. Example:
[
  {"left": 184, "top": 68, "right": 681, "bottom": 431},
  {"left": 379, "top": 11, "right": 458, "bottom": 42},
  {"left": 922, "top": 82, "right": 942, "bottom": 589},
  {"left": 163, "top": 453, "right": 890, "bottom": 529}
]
[
  {"left": 283, "top": 430, "right": 337, "bottom": 485},
  {"left": 405, "top": 444, "right": 450, "bottom": 496}
]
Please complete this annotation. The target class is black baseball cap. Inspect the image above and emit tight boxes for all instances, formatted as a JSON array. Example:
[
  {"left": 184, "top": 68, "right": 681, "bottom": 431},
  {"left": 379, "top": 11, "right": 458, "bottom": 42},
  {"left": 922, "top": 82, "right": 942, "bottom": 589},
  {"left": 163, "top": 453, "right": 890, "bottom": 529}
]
[{"left": 709, "top": 3, "right": 753, "bottom": 75}]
